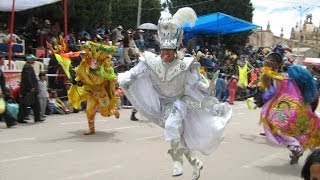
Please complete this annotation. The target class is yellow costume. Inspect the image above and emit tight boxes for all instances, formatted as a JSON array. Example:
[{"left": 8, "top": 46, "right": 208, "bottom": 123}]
[
  {"left": 49, "top": 38, "right": 119, "bottom": 135},
  {"left": 68, "top": 42, "right": 120, "bottom": 135},
  {"left": 238, "top": 62, "right": 248, "bottom": 87}
]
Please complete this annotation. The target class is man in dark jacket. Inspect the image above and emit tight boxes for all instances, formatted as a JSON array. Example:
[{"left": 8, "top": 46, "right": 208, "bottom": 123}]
[{"left": 17, "top": 54, "right": 43, "bottom": 123}]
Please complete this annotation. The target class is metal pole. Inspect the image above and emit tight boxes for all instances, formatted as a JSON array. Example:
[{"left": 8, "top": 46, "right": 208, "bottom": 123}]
[
  {"left": 217, "top": 13, "right": 220, "bottom": 44},
  {"left": 293, "top": 5, "right": 310, "bottom": 63},
  {"left": 137, "top": 0, "right": 142, "bottom": 28},
  {"left": 298, "top": 6, "right": 301, "bottom": 59},
  {"left": 260, "top": 27, "right": 262, "bottom": 47},
  {"left": 8, "top": 0, "right": 16, "bottom": 70},
  {"left": 64, "top": 0, "right": 68, "bottom": 38}
]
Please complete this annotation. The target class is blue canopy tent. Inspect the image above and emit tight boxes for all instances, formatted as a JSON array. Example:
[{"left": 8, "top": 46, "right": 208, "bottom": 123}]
[{"left": 183, "top": 12, "right": 261, "bottom": 38}]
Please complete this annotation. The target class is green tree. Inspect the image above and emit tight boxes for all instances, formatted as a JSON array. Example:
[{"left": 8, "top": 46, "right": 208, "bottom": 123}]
[
  {"left": 67, "top": 0, "right": 112, "bottom": 31},
  {"left": 140, "top": 0, "right": 163, "bottom": 25},
  {"left": 110, "top": 0, "right": 161, "bottom": 29},
  {"left": 1, "top": 0, "right": 162, "bottom": 34}
]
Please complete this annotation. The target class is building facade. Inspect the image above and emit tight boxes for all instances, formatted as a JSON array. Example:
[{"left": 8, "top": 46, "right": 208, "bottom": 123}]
[{"left": 248, "top": 14, "right": 320, "bottom": 62}]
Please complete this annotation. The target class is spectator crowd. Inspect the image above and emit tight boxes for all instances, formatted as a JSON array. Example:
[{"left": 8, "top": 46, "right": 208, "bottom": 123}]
[{"left": 1, "top": 17, "right": 319, "bottom": 129}]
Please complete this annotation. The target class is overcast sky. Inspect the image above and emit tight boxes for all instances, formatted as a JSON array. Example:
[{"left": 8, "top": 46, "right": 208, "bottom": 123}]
[{"left": 251, "top": 0, "right": 320, "bottom": 38}]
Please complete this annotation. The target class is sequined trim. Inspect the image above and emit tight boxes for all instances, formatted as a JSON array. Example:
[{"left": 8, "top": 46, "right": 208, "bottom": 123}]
[
  {"left": 158, "top": 95, "right": 201, "bottom": 126},
  {"left": 150, "top": 71, "right": 186, "bottom": 98},
  {"left": 181, "top": 95, "right": 201, "bottom": 109},
  {"left": 145, "top": 52, "right": 165, "bottom": 80},
  {"left": 160, "top": 100, "right": 176, "bottom": 127},
  {"left": 145, "top": 52, "right": 194, "bottom": 82},
  {"left": 258, "top": 66, "right": 286, "bottom": 90},
  {"left": 100, "top": 97, "right": 110, "bottom": 107},
  {"left": 166, "top": 57, "right": 194, "bottom": 81},
  {"left": 260, "top": 94, "right": 320, "bottom": 150}
]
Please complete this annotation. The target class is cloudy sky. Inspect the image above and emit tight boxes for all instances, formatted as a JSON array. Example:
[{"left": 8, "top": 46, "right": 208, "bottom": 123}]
[{"left": 251, "top": 0, "right": 320, "bottom": 39}]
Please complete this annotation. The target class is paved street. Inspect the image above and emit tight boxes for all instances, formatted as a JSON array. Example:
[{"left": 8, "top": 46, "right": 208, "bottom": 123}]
[{"left": 0, "top": 101, "right": 308, "bottom": 180}]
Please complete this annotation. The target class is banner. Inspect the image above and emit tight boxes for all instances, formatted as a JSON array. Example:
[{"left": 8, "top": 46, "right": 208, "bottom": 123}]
[
  {"left": 4, "top": 70, "right": 21, "bottom": 87},
  {"left": 3, "top": 70, "right": 21, "bottom": 100}
]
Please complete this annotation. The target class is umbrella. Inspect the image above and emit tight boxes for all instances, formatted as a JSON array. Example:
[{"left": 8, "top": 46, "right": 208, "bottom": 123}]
[
  {"left": 302, "top": 58, "right": 320, "bottom": 65},
  {"left": 138, "top": 23, "right": 157, "bottom": 30}
]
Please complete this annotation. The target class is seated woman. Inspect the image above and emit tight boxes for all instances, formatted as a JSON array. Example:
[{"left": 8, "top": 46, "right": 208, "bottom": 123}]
[
  {"left": 57, "top": 80, "right": 74, "bottom": 112},
  {"left": 2, "top": 86, "right": 18, "bottom": 127},
  {"left": 48, "top": 90, "right": 69, "bottom": 114}
]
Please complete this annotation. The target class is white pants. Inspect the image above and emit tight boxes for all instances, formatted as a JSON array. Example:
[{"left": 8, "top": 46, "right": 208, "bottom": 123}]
[
  {"left": 164, "top": 100, "right": 186, "bottom": 141},
  {"left": 38, "top": 97, "right": 47, "bottom": 117}
]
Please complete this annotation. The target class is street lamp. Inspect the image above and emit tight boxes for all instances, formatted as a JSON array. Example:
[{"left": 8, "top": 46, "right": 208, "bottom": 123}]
[
  {"left": 292, "top": 5, "right": 310, "bottom": 63},
  {"left": 137, "top": 0, "right": 142, "bottom": 28}
]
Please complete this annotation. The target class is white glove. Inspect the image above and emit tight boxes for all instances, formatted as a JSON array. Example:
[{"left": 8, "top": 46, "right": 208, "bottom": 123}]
[{"left": 120, "top": 78, "right": 132, "bottom": 89}]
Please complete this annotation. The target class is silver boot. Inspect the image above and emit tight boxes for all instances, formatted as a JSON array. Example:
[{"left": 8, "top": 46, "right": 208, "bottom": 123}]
[
  {"left": 168, "top": 139, "right": 184, "bottom": 176},
  {"left": 287, "top": 145, "right": 304, "bottom": 165},
  {"left": 184, "top": 150, "right": 203, "bottom": 180}
]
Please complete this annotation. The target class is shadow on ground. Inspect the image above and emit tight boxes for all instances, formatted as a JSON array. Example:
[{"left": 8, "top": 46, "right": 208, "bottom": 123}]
[
  {"left": 41, "top": 130, "right": 121, "bottom": 143},
  {"left": 256, "top": 163, "right": 302, "bottom": 177},
  {"left": 240, "top": 133, "right": 281, "bottom": 147}
]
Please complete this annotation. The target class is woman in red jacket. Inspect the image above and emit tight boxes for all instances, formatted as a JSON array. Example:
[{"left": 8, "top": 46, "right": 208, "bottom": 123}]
[{"left": 226, "top": 75, "right": 238, "bottom": 104}]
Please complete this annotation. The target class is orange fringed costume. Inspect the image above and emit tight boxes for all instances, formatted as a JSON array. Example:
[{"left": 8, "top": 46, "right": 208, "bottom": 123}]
[
  {"left": 47, "top": 36, "right": 81, "bottom": 79},
  {"left": 68, "top": 41, "right": 120, "bottom": 135}
]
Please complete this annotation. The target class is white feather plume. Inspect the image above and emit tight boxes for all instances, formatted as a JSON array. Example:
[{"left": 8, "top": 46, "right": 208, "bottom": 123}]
[
  {"left": 172, "top": 7, "right": 197, "bottom": 28},
  {"left": 159, "top": 10, "right": 172, "bottom": 21}
]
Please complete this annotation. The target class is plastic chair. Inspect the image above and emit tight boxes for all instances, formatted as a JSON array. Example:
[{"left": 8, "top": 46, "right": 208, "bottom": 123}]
[
  {"left": 15, "top": 60, "right": 26, "bottom": 71},
  {"left": 4, "top": 60, "right": 16, "bottom": 70}
]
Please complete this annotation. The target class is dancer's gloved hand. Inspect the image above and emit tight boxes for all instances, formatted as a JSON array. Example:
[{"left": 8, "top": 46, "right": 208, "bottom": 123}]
[
  {"left": 121, "top": 78, "right": 132, "bottom": 89},
  {"left": 253, "top": 89, "right": 264, "bottom": 108},
  {"left": 254, "top": 97, "right": 264, "bottom": 108}
]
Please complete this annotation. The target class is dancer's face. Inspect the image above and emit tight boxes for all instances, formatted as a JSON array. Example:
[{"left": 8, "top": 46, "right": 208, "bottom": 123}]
[
  {"left": 310, "top": 163, "right": 320, "bottom": 180},
  {"left": 89, "top": 59, "right": 101, "bottom": 69},
  {"left": 161, "top": 49, "right": 175, "bottom": 63}
]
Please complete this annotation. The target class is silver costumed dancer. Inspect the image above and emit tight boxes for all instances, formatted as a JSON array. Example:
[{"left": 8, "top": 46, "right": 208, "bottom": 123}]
[{"left": 117, "top": 7, "right": 232, "bottom": 180}]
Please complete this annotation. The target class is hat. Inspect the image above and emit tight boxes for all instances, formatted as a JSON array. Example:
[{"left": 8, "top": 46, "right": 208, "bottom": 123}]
[
  {"left": 272, "top": 44, "right": 285, "bottom": 58},
  {"left": 45, "top": 20, "right": 51, "bottom": 25},
  {"left": 26, "top": 54, "right": 36, "bottom": 60},
  {"left": 158, "top": 7, "right": 197, "bottom": 50},
  {"left": 96, "top": 34, "right": 103, "bottom": 39},
  {"left": 39, "top": 71, "right": 46, "bottom": 77},
  {"left": 267, "top": 52, "right": 283, "bottom": 65},
  {"left": 117, "top": 25, "right": 123, "bottom": 30},
  {"left": 231, "top": 75, "right": 238, "bottom": 79}
]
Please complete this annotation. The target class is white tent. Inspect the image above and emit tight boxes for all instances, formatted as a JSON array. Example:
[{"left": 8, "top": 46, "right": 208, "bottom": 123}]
[
  {"left": 0, "top": 0, "right": 61, "bottom": 12},
  {"left": 1, "top": 0, "right": 64, "bottom": 67}
]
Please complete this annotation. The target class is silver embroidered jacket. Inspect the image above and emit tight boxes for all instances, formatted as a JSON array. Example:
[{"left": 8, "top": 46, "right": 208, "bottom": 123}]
[
  {"left": 145, "top": 51, "right": 194, "bottom": 98},
  {"left": 118, "top": 51, "right": 211, "bottom": 126},
  {"left": 144, "top": 52, "right": 205, "bottom": 125}
]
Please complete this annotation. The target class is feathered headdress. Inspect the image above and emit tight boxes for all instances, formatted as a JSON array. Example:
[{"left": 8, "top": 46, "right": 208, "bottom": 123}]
[
  {"left": 47, "top": 36, "right": 80, "bottom": 79},
  {"left": 158, "top": 7, "right": 197, "bottom": 49},
  {"left": 81, "top": 41, "right": 117, "bottom": 79},
  {"left": 82, "top": 41, "right": 116, "bottom": 63},
  {"left": 47, "top": 36, "right": 68, "bottom": 54}
]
